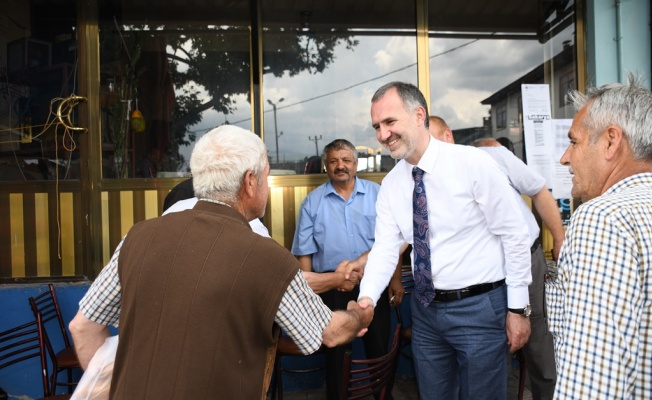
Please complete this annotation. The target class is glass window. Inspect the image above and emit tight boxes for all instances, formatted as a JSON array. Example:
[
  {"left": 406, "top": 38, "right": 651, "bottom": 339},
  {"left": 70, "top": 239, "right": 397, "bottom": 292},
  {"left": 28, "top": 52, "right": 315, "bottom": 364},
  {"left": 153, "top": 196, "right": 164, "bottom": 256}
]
[
  {"left": 0, "top": 1, "right": 78, "bottom": 181},
  {"left": 99, "top": 1, "right": 252, "bottom": 178},
  {"left": 261, "top": 3, "right": 417, "bottom": 174},
  {"left": 496, "top": 105, "right": 507, "bottom": 130},
  {"left": 428, "top": 0, "right": 577, "bottom": 160},
  {"left": 559, "top": 68, "right": 575, "bottom": 108}
]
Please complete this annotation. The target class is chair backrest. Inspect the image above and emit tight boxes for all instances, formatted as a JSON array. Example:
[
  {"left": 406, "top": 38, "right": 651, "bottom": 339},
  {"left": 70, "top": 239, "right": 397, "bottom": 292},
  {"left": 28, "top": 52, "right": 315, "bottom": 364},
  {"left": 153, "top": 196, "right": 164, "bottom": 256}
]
[
  {"left": 394, "top": 264, "right": 414, "bottom": 327},
  {"left": 0, "top": 314, "right": 54, "bottom": 398},
  {"left": 29, "top": 284, "right": 72, "bottom": 356},
  {"left": 339, "top": 324, "right": 402, "bottom": 400}
]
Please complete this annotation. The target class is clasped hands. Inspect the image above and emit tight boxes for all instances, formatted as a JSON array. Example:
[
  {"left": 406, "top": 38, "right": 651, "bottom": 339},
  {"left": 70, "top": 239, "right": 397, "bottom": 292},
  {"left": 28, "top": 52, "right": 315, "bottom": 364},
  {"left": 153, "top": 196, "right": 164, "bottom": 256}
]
[
  {"left": 346, "top": 299, "right": 375, "bottom": 337},
  {"left": 335, "top": 259, "right": 364, "bottom": 291}
]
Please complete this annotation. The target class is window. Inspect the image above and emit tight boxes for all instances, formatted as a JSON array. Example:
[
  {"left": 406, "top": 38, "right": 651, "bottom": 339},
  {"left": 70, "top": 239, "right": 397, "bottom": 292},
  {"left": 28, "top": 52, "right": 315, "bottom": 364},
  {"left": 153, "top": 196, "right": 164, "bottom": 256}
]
[
  {"left": 496, "top": 105, "right": 507, "bottom": 130},
  {"left": 559, "top": 69, "right": 575, "bottom": 108}
]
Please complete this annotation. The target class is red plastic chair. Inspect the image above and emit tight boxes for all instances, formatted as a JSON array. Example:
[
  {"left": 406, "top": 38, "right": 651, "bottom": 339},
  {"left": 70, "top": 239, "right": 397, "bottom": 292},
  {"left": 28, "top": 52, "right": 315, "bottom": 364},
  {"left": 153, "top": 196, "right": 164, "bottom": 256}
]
[
  {"left": 0, "top": 314, "right": 71, "bottom": 399},
  {"left": 28, "top": 284, "right": 80, "bottom": 394}
]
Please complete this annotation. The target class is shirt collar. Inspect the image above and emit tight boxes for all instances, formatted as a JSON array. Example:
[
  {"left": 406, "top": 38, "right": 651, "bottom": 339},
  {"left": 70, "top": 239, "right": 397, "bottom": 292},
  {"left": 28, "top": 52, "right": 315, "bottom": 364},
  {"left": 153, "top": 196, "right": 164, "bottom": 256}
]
[
  {"left": 325, "top": 176, "right": 365, "bottom": 198},
  {"left": 410, "top": 135, "right": 439, "bottom": 175},
  {"left": 605, "top": 172, "right": 652, "bottom": 195}
]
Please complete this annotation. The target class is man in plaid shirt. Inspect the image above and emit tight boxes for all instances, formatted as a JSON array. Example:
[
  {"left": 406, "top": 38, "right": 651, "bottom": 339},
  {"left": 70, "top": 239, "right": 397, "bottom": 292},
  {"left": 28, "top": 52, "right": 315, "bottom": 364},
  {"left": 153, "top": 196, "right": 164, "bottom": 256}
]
[{"left": 548, "top": 73, "right": 652, "bottom": 399}]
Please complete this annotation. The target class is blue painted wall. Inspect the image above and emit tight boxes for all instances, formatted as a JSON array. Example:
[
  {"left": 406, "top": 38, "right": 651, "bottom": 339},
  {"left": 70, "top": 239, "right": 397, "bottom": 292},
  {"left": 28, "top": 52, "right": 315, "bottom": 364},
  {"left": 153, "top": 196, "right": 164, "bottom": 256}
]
[
  {"left": 586, "top": 0, "right": 651, "bottom": 88},
  {"left": 0, "top": 282, "right": 90, "bottom": 399}
]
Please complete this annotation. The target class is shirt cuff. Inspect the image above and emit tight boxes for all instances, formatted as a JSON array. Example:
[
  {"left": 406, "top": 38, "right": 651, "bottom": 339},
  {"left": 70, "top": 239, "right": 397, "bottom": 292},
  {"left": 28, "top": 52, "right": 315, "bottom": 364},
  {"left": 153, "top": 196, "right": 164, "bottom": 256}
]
[{"left": 507, "top": 285, "right": 529, "bottom": 309}]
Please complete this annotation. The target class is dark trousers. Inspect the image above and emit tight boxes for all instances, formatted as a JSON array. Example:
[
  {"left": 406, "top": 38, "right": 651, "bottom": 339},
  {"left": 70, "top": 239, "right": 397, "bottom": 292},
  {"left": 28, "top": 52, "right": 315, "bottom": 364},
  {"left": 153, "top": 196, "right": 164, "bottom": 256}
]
[
  {"left": 320, "top": 287, "right": 391, "bottom": 400},
  {"left": 412, "top": 285, "right": 508, "bottom": 400},
  {"left": 521, "top": 245, "right": 557, "bottom": 400}
]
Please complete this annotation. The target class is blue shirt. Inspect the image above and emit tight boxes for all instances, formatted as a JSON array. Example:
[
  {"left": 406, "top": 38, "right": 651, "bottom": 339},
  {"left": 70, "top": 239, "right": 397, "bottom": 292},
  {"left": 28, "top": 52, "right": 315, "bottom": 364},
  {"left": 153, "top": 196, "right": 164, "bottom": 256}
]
[{"left": 292, "top": 178, "right": 380, "bottom": 273}]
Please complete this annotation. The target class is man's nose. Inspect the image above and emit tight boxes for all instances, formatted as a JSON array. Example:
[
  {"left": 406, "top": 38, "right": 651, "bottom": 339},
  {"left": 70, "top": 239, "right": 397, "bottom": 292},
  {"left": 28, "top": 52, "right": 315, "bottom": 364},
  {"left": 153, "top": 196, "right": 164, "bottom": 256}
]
[
  {"left": 377, "top": 126, "right": 390, "bottom": 142},
  {"left": 560, "top": 146, "right": 570, "bottom": 165}
]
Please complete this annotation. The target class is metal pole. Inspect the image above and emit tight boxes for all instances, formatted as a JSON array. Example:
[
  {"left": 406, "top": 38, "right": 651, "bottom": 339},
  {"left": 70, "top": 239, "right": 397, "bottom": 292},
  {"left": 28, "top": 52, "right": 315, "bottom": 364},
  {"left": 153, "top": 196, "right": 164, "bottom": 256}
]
[
  {"left": 267, "top": 98, "right": 284, "bottom": 164},
  {"left": 308, "top": 135, "right": 322, "bottom": 156}
]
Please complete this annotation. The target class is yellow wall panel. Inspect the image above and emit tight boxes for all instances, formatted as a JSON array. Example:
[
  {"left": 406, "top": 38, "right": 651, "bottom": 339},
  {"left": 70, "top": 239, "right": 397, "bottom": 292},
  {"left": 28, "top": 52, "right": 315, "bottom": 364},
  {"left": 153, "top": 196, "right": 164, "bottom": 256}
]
[
  {"left": 120, "top": 191, "right": 134, "bottom": 237},
  {"left": 270, "top": 187, "right": 285, "bottom": 246},
  {"left": 102, "top": 192, "right": 110, "bottom": 266},
  {"left": 9, "top": 194, "right": 25, "bottom": 277},
  {"left": 294, "top": 187, "right": 307, "bottom": 222},
  {"left": 60, "top": 192, "right": 75, "bottom": 275},
  {"left": 144, "top": 190, "right": 158, "bottom": 220},
  {"left": 34, "top": 193, "right": 49, "bottom": 276}
]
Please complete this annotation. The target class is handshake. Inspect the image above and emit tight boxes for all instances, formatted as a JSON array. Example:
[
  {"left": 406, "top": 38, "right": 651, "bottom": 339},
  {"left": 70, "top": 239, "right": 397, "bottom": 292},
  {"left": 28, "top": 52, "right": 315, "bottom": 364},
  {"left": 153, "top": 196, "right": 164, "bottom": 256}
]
[{"left": 334, "top": 259, "right": 364, "bottom": 291}]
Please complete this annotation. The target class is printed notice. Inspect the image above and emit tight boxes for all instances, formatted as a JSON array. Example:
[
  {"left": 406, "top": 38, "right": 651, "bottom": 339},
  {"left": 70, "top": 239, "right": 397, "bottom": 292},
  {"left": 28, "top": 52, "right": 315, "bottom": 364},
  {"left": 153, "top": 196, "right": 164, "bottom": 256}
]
[
  {"left": 521, "top": 84, "right": 554, "bottom": 188},
  {"left": 521, "top": 84, "right": 574, "bottom": 199}
]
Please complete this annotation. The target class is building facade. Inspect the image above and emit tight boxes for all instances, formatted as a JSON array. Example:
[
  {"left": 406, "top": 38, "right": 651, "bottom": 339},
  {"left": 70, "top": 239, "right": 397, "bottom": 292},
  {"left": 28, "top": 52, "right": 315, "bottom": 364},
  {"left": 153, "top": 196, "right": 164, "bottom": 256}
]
[{"left": 0, "top": 0, "right": 650, "bottom": 281}]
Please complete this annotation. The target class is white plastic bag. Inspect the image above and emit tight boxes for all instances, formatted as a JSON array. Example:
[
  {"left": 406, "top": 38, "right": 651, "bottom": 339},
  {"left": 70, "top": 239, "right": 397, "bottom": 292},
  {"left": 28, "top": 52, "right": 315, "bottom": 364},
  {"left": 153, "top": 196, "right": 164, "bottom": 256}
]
[{"left": 71, "top": 335, "right": 119, "bottom": 400}]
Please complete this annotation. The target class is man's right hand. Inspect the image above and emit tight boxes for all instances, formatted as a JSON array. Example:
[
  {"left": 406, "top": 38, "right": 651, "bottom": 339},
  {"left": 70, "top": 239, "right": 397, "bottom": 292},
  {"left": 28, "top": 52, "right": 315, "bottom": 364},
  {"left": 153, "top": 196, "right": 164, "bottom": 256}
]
[
  {"left": 347, "top": 299, "right": 374, "bottom": 337},
  {"left": 322, "top": 298, "right": 375, "bottom": 347}
]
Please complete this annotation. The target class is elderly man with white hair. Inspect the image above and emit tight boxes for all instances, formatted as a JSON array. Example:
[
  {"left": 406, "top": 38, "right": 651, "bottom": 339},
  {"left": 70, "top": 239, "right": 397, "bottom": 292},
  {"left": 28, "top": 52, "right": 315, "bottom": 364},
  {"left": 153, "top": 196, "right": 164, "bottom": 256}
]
[{"left": 69, "top": 125, "right": 373, "bottom": 400}]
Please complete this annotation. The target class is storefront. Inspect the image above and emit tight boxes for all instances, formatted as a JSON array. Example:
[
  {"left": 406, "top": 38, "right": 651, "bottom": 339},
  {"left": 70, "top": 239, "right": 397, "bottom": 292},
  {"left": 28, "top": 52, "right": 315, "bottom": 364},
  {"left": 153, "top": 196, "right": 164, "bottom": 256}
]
[{"left": 0, "top": 0, "right": 649, "bottom": 280}]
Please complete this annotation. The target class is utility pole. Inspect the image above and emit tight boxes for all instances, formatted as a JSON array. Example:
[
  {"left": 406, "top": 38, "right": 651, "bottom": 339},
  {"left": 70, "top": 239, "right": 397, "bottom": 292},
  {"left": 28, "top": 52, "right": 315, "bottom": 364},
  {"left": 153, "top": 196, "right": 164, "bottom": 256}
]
[
  {"left": 267, "top": 98, "right": 284, "bottom": 164},
  {"left": 308, "top": 135, "right": 322, "bottom": 156}
]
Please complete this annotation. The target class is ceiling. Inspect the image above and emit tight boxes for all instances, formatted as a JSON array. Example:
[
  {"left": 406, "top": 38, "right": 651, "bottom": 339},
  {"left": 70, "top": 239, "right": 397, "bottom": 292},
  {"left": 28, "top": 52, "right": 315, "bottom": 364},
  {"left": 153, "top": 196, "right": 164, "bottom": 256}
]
[{"left": 33, "top": 0, "right": 574, "bottom": 42}]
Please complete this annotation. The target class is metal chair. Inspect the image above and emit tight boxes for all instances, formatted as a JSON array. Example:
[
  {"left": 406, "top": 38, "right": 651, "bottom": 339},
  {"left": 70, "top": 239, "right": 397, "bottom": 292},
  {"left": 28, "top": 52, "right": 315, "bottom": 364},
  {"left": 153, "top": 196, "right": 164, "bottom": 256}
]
[
  {"left": 28, "top": 284, "right": 80, "bottom": 394},
  {"left": 0, "top": 314, "right": 71, "bottom": 399},
  {"left": 339, "top": 323, "right": 401, "bottom": 400}
]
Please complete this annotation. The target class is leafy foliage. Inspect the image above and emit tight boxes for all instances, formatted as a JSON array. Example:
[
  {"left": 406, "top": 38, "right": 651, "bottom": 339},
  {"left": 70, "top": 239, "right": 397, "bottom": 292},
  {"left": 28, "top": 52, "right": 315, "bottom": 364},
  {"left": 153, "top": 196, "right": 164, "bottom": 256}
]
[{"left": 102, "top": 23, "right": 358, "bottom": 173}]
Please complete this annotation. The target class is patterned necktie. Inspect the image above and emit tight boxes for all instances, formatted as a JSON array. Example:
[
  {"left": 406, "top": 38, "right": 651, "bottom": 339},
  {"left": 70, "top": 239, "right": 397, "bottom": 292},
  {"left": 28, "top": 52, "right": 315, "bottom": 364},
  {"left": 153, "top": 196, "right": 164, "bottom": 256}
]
[{"left": 412, "top": 167, "right": 435, "bottom": 307}]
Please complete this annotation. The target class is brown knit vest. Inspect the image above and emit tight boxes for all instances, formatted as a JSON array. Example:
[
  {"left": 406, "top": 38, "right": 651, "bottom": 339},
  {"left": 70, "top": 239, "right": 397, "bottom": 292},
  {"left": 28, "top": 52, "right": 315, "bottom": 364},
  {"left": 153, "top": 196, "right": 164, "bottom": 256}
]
[{"left": 111, "top": 202, "right": 298, "bottom": 399}]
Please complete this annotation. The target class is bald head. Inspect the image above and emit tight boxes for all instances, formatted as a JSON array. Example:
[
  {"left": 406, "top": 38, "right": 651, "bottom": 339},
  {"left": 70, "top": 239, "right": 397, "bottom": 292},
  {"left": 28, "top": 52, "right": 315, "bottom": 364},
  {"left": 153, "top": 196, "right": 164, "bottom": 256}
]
[
  {"left": 428, "top": 116, "right": 454, "bottom": 144},
  {"left": 471, "top": 137, "right": 501, "bottom": 148}
]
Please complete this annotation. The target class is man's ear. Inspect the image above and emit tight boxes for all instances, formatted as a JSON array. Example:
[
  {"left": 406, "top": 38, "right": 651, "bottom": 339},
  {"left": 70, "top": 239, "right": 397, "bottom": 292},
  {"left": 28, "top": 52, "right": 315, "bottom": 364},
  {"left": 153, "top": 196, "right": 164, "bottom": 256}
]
[
  {"left": 604, "top": 125, "right": 625, "bottom": 160},
  {"left": 242, "top": 170, "right": 256, "bottom": 198},
  {"left": 414, "top": 106, "right": 427, "bottom": 127}
]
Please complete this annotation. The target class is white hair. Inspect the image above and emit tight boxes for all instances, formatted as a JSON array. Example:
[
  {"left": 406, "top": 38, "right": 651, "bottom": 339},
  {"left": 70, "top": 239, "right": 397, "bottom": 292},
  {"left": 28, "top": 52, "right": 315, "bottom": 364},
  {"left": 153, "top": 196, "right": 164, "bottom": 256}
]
[
  {"left": 569, "top": 72, "right": 652, "bottom": 159},
  {"left": 190, "top": 125, "right": 268, "bottom": 203}
]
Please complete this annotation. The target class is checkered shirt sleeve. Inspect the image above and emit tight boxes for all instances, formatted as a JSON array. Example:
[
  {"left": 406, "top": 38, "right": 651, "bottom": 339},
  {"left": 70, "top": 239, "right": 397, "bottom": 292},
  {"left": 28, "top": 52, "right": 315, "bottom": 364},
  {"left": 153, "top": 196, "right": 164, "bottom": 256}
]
[
  {"left": 78, "top": 238, "right": 124, "bottom": 327},
  {"left": 547, "top": 175, "right": 652, "bottom": 399},
  {"left": 275, "top": 270, "right": 332, "bottom": 355}
]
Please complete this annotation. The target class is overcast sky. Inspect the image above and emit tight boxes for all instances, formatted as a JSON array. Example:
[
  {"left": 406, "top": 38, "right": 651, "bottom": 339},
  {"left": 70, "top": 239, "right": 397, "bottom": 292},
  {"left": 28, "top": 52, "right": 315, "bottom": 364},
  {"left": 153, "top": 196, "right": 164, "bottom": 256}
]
[{"left": 180, "top": 26, "right": 575, "bottom": 168}]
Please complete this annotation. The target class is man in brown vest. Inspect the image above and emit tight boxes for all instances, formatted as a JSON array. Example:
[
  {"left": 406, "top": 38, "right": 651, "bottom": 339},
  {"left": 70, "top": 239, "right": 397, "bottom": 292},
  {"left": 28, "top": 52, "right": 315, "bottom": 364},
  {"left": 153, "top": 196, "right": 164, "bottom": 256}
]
[{"left": 69, "top": 125, "right": 374, "bottom": 399}]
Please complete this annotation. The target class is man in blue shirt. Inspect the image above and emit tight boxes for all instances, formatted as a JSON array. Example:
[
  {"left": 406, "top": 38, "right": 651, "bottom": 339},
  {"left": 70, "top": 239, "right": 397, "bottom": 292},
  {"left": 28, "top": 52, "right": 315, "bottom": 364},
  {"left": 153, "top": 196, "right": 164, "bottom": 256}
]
[{"left": 292, "top": 139, "right": 402, "bottom": 400}]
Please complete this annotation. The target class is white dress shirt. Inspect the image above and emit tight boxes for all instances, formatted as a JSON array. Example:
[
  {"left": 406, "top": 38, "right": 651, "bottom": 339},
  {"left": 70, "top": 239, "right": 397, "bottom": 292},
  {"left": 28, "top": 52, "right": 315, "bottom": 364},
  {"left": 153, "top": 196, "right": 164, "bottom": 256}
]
[
  {"left": 162, "top": 197, "right": 271, "bottom": 237},
  {"left": 359, "top": 137, "right": 531, "bottom": 308},
  {"left": 479, "top": 146, "right": 546, "bottom": 244}
]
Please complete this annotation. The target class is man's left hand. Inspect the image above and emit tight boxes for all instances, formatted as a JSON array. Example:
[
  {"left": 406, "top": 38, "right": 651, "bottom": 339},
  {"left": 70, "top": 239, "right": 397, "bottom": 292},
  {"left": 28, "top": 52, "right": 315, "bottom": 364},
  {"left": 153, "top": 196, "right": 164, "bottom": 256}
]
[{"left": 506, "top": 312, "right": 531, "bottom": 353}]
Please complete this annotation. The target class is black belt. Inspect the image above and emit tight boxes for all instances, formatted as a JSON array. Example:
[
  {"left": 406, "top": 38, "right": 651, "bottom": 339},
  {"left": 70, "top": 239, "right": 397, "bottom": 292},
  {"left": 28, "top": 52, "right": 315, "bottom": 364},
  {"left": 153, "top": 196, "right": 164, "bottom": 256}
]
[
  {"left": 434, "top": 279, "right": 505, "bottom": 302},
  {"left": 531, "top": 238, "right": 541, "bottom": 254}
]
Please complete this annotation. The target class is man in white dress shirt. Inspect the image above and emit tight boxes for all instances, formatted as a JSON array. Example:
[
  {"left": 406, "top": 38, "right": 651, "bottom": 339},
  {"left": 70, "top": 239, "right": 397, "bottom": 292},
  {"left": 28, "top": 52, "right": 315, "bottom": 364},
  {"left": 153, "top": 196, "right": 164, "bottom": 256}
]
[
  {"left": 356, "top": 82, "right": 532, "bottom": 399},
  {"left": 472, "top": 137, "right": 563, "bottom": 400}
]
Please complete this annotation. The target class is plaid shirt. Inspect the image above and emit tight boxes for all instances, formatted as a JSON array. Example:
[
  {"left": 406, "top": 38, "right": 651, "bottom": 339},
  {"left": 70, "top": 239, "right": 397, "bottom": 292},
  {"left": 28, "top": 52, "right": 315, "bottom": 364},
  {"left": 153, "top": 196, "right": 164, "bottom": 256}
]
[
  {"left": 80, "top": 237, "right": 332, "bottom": 355},
  {"left": 547, "top": 173, "right": 652, "bottom": 399}
]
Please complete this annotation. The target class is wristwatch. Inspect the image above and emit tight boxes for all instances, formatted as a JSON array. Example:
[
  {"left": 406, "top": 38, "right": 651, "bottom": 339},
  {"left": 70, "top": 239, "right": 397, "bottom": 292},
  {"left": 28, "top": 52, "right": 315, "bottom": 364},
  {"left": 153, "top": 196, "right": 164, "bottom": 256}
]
[{"left": 508, "top": 304, "right": 532, "bottom": 317}]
